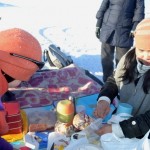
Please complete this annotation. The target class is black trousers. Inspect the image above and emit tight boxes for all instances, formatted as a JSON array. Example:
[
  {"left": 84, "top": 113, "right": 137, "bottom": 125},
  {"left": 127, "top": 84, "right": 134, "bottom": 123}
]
[{"left": 101, "top": 42, "right": 130, "bottom": 82}]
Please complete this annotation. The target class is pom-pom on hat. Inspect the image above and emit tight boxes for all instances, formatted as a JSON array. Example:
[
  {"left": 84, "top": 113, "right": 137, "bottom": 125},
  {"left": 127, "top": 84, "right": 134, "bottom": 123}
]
[
  {"left": 134, "top": 18, "right": 150, "bottom": 50},
  {"left": 0, "top": 28, "right": 42, "bottom": 95}
]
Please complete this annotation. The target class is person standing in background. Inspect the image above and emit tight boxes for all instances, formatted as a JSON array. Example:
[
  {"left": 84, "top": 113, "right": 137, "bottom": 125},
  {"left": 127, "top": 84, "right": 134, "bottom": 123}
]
[{"left": 95, "top": 0, "right": 145, "bottom": 82}]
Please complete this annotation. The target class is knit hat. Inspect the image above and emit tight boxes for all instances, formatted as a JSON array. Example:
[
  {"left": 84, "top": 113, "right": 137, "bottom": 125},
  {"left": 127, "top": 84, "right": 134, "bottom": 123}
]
[
  {"left": 0, "top": 28, "right": 42, "bottom": 95},
  {"left": 134, "top": 18, "right": 150, "bottom": 50}
]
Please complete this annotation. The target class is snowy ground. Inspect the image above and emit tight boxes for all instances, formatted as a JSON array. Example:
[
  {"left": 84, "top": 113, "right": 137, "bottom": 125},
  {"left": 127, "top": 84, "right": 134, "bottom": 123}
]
[{"left": 0, "top": 0, "right": 150, "bottom": 81}]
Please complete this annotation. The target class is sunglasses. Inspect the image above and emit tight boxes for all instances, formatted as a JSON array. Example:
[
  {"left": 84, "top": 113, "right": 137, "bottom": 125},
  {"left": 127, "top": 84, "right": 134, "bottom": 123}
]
[
  {"left": 2, "top": 70, "right": 14, "bottom": 82},
  {"left": 10, "top": 53, "right": 45, "bottom": 69}
]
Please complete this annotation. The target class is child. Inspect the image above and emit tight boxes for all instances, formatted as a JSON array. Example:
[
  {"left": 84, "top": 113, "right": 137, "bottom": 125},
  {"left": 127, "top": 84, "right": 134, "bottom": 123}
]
[
  {"left": 0, "top": 28, "right": 44, "bottom": 149},
  {"left": 95, "top": 18, "right": 150, "bottom": 138}
]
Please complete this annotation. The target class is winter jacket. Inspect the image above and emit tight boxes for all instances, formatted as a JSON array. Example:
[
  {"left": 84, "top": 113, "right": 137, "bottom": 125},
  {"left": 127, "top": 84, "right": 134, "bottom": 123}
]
[
  {"left": 98, "top": 49, "right": 150, "bottom": 138},
  {"left": 96, "top": 0, "right": 145, "bottom": 48}
]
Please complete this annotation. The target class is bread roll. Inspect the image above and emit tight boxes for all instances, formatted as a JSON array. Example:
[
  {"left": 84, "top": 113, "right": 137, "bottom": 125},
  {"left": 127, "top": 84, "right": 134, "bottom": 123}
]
[{"left": 73, "top": 112, "right": 93, "bottom": 130}]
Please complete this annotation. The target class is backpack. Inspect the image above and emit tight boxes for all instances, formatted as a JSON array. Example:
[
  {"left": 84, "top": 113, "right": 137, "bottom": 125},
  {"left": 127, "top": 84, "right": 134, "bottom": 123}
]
[{"left": 44, "top": 44, "right": 73, "bottom": 69}]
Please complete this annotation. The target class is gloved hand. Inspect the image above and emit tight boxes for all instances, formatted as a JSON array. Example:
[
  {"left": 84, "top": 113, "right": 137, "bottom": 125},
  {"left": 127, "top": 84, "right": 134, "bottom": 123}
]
[{"left": 95, "top": 27, "right": 100, "bottom": 39}]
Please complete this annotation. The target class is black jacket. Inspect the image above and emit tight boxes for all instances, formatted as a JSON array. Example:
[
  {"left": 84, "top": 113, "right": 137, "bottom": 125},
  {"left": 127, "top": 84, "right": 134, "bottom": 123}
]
[
  {"left": 98, "top": 75, "right": 150, "bottom": 138},
  {"left": 96, "top": 0, "right": 145, "bottom": 48}
]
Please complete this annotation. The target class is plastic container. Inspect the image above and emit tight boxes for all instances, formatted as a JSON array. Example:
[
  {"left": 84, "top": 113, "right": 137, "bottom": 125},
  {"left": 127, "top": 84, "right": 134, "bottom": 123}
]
[
  {"left": 102, "top": 104, "right": 116, "bottom": 123},
  {"left": 76, "top": 105, "right": 86, "bottom": 113},
  {"left": 116, "top": 103, "right": 133, "bottom": 115},
  {"left": 83, "top": 118, "right": 103, "bottom": 145},
  {"left": 47, "top": 132, "right": 70, "bottom": 150}
]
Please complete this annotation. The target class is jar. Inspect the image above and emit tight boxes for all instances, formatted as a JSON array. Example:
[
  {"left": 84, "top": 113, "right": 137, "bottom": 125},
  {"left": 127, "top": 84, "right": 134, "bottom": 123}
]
[{"left": 56, "top": 99, "right": 74, "bottom": 124}]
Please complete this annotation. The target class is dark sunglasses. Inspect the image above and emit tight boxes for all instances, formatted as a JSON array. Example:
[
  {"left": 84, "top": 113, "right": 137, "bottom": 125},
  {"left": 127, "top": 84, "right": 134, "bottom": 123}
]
[
  {"left": 2, "top": 70, "right": 14, "bottom": 83},
  {"left": 10, "top": 53, "right": 45, "bottom": 69}
]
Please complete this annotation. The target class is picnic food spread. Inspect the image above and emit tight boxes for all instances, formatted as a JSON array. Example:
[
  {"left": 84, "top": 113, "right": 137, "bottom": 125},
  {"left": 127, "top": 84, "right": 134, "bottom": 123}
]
[{"left": 2, "top": 97, "right": 102, "bottom": 150}]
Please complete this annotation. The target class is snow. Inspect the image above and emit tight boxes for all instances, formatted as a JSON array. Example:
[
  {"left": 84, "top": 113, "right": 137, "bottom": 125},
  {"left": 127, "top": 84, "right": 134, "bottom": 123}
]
[{"left": 0, "top": 0, "right": 150, "bottom": 81}]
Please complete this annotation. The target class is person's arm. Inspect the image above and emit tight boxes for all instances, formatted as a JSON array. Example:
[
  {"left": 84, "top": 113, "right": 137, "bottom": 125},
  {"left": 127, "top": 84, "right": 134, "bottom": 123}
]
[
  {"left": 120, "top": 110, "right": 150, "bottom": 138},
  {"left": 95, "top": 51, "right": 127, "bottom": 118},
  {"left": 96, "top": 110, "right": 150, "bottom": 138},
  {"left": 94, "top": 75, "right": 118, "bottom": 118},
  {"left": 132, "top": 0, "right": 145, "bottom": 31},
  {"left": 96, "top": 0, "right": 110, "bottom": 28},
  {"left": 96, "top": 124, "right": 125, "bottom": 137},
  {"left": 97, "top": 75, "right": 118, "bottom": 103}
]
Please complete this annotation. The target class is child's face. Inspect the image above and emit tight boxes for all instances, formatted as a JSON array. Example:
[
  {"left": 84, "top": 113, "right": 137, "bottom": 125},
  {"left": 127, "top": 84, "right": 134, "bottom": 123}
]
[
  {"left": 8, "top": 80, "right": 21, "bottom": 88},
  {"left": 136, "top": 48, "right": 150, "bottom": 66}
]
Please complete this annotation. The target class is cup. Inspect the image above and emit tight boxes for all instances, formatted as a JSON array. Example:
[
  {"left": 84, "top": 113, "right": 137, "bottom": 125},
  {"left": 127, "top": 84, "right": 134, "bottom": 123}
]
[{"left": 116, "top": 103, "right": 133, "bottom": 115}]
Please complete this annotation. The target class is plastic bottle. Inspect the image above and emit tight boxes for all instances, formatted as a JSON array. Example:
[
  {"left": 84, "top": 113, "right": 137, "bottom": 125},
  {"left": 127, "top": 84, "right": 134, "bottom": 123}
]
[{"left": 83, "top": 118, "right": 103, "bottom": 145}]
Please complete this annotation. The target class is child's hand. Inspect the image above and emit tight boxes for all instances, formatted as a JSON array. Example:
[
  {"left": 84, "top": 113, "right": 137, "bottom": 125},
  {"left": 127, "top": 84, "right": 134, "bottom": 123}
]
[
  {"left": 96, "top": 124, "right": 112, "bottom": 135},
  {"left": 94, "top": 100, "right": 110, "bottom": 118}
]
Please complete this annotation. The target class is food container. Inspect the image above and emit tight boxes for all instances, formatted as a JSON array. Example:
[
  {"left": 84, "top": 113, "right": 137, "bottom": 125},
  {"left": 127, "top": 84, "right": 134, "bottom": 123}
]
[
  {"left": 3, "top": 101, "right": 23, "bottom": 134},
  {"left": 116, "top": 103, "right": 133, "bottom": 115},
  {"left": 56, "top": 99, "right": 74, "bottom": 123}
]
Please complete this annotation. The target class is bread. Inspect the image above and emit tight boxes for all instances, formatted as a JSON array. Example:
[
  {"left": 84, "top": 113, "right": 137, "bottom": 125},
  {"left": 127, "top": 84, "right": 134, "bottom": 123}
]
[
  {"left": 73, "top": 112, "right": 94, "bottom": 130},
  {"left": 29, "top": 123, "right": 53, "bottom": 132},
  {"left": 54, "top": 121, "right": 75, "bottom": 137},
  {"left": 28, "top": 110, "right": 57, "bottom": 128}
]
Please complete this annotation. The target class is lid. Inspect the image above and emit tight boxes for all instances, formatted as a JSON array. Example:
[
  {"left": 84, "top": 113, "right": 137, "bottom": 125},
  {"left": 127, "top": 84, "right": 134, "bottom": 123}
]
[{"left": 57, "top": 99, "right": 74, "bottom": 114}]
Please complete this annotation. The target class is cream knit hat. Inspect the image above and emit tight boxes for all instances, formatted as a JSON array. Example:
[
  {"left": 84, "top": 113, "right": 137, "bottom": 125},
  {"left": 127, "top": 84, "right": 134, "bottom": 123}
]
[{"left": 134, "top": 18, "right": 150, "bottom": 50}]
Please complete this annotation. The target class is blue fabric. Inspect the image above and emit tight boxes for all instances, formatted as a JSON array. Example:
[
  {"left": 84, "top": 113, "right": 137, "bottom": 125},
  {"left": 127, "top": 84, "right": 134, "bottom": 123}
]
[
  {"left": 76, "top": 94, "right": 116, "bottom": 123},
  {"left": 11, "top": 94, "right": 115, "bottom": 149},
  {"left": 76, "top": 94, "right": 99, "bottom": 117},
  {"left": 0, "top": 137, "right": 13, "bottom": 150},
  {"left": 35, "top": 132, "right": 49, "bottom": 149}
]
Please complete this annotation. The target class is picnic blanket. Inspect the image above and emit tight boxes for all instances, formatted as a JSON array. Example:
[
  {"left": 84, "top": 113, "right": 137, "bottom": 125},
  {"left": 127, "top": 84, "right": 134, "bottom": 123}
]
[
  {"left": 11, "top": 94, "right": 99, "bottom": 149},
  {"left": 9, "top": 64, "right": 102, "bottom": 109}
]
